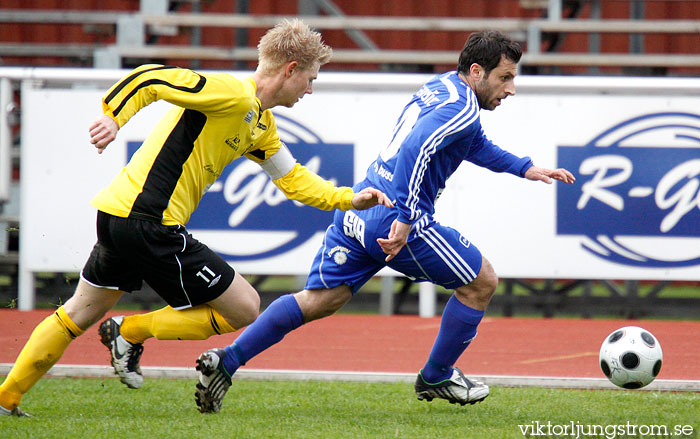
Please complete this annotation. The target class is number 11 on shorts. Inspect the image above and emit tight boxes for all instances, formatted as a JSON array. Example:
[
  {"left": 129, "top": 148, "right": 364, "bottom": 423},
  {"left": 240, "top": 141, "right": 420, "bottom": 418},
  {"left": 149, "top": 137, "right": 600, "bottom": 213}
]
[{"left": 196, "top": 266, "right": 221, "bottom": 288}]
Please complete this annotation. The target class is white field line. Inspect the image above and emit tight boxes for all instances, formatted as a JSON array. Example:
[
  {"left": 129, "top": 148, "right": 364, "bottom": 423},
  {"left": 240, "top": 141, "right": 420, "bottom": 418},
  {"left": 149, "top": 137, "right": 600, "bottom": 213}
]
[{"left": 1, "top": 363, "right": 698, "bottom": 392}]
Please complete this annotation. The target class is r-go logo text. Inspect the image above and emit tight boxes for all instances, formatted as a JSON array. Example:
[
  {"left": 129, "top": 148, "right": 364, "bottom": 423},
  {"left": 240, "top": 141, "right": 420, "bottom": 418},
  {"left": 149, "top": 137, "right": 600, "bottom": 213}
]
[{"left": 557, "top": 112, "right": 700, "bottom": 268}]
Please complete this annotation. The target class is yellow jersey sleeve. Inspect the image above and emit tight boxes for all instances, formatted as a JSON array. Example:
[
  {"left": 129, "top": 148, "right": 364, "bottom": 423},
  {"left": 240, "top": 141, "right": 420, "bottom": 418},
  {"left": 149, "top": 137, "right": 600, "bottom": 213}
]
[
  {"left": 246, "top": 111, "right": 354, "bottom": 211},
  {"left": 102, "top": 64, "right": 243, "bottom": 127},
  {"left": 273, "top": 163, "right": 355, "bottom": 211}
]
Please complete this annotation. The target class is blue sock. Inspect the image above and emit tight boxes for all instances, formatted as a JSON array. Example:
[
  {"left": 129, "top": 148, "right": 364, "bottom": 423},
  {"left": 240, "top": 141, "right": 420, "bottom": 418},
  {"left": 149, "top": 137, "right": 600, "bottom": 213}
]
[
  {"left": 221, "top": 294, "right": 305, "bottom": 375},
  {"left": 420, "top": 295, "right": 484, "bottom": 383}
]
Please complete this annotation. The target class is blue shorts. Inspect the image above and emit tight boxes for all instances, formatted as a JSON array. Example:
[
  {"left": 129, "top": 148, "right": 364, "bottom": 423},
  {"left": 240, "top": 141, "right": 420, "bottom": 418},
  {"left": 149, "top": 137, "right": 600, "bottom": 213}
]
[{"left": 304, "top": 205, "right": 483, "bottom": 294}]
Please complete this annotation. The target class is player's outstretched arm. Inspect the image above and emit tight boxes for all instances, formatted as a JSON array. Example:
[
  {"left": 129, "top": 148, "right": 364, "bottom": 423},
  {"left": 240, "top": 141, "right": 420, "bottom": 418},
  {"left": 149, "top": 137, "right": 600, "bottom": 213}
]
[
  {"left": 524, "top": 166, "right": 575, "bottom": 184},
  {"left": 270, "top": 162, "right": 394, "bottom": 212},
  {"left": 351, "top": 187, "right": 394, "bottom": 210},
  {"left": 89, "top": 114, "right": 119, "bottom": 154}
]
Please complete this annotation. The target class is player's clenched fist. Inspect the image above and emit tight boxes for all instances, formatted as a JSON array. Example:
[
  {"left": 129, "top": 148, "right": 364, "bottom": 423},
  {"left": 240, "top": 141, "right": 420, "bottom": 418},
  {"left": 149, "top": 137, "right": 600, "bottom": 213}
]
[{"left": 89, "top": 114, "right": 119, "bottom": 154}]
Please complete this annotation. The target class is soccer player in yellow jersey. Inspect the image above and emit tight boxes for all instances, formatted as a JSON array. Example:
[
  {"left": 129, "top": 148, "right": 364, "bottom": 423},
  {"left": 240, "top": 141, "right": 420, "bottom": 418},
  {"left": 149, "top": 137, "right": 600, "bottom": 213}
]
[{"left": 0, "top": 19, "right": 392, "bottom": 416}]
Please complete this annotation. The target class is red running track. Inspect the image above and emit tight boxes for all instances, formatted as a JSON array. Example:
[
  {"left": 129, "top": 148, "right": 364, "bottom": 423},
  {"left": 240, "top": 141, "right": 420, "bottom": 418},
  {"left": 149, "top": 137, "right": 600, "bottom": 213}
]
[{"left": 1, "top": 310, "right": 698, "bottom": 380}]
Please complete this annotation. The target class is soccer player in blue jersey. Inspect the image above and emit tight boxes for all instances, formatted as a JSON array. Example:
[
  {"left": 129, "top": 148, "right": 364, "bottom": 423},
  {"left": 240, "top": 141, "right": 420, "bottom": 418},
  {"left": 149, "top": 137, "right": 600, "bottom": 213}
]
[{"left": 195, "top": 30, "right": 575, "bottom": 413}]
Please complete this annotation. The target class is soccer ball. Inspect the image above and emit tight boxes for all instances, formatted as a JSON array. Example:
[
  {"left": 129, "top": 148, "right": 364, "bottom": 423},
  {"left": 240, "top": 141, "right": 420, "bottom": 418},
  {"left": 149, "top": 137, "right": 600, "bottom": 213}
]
[{"left": 599, "top": 326, "right": 663, "bottom": 389}]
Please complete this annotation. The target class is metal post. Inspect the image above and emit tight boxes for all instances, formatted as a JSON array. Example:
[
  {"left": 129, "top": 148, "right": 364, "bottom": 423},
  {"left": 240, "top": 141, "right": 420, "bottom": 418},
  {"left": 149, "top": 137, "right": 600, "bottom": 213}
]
[
  {"left": 589, "top": 0, "right": 601, "bottom": 75},
  {"left": 141, "top": 0, "right": 177, "bottom": 36},
  {"left": 379, "top": 276, "right": 394, "bottom": 315},
  {"left": 93, "top": 47, "right": 121, "bottom": 69},
  {"left": 0, "top": 78, "right": 11, "bottom": 258},
  {"left": 548, "top": 0, "right": 562, "bottom": 20},
  {"left": 18, "top": 79, "right": 34, "bottom": 310},
  {"left": 18, "top": 268, "right": 34, "bottom": 311},
  {"left": 190, "top": 0, "right": 202, "bottom": 70},
  {"left": 305, "top": 0, "right": 378, "bottom": 50},
  {"left": 298, "top": 0, "right": 321, "bottom": 15},
  {"left": 503, "top": 279, "right": 514, "bottom": 317},
  {"left": 626, "top": 280, "right": 640, "bottom": 319},
  {"left": 96, "top": 13, "right": 145, "bottom": 69},
  {"left": 527, "top": 21, "right": 541, "bottom": 55},
  {"left": 116, "top": 14, "right": 145, "bottom": 47},
  {"left": 418, "top": 282, "right": 436, "bottom": 318},
  {"left": 0, "top": 78, "right": 11, "bottom": 203},
  {"left": 630, "top": 0, "right": 645, "bottom": 54},
  {"left": 234, "top": 0, "right": 250, "bottom": 70}
]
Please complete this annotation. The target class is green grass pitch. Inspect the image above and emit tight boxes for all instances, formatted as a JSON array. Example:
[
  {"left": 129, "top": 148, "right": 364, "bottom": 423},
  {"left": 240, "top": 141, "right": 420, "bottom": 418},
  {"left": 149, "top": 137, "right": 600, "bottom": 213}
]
[{"left": 1, "top": 377, "right": 698, "bottom": 439}]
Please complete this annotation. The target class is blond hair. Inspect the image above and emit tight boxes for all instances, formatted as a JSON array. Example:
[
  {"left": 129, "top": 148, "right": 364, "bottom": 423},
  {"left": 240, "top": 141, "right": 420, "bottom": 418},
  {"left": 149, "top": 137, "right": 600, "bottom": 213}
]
[{"left": 257, "top": 19, "right": 333, "bottom": 75}]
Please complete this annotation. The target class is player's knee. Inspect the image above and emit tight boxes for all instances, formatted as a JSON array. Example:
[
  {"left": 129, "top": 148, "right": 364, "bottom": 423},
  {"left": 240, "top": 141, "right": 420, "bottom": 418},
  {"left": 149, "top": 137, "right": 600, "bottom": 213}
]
[
  {"left": 455, "top": 263, "right": 498, "bottom": 308},
  {"left": 296, "top": 288, "right": 351, "bottom": 322},
  {"left": 211, "top": 277, "right": 261, "bottom": 329},
  {"left": 228, "top": 289, "right": 260, "bottom": 328},
  {"left": 477, "top": 278, "right": 498, "bottom": 306},
  {"left": 480, "top": 270, "right": 499, "bottom": 297},
  {"left": 230, "top": 307, "right": 258, "bottom": 329},
  {"left": 476, "top": 257, "right": 499, "bottom": 297}
]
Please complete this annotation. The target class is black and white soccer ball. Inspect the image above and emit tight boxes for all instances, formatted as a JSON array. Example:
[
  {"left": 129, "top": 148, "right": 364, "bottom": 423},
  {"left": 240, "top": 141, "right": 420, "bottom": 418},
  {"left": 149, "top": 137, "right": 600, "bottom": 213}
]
[{"left": 599, "top": 326, "right": 663, "bottom": 389}]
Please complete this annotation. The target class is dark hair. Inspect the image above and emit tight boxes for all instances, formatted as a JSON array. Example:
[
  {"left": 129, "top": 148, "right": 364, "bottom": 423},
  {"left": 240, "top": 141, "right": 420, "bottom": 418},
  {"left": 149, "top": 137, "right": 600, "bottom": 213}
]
[{"left": 457, "top": 30, "right": 522, "bottom": 75}]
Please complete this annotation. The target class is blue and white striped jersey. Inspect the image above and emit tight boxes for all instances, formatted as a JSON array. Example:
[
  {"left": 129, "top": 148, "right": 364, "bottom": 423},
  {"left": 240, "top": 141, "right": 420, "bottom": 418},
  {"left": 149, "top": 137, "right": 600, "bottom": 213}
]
[{"left": 363, "top": 71, "right": 533, "bottom": 224}]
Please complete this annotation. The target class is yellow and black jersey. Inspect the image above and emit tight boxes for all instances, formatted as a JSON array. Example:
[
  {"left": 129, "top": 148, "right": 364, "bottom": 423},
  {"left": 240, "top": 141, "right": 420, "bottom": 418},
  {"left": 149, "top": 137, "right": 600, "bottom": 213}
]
[{"left": 91, "top": 64, "right": 354, "bottom": 226}]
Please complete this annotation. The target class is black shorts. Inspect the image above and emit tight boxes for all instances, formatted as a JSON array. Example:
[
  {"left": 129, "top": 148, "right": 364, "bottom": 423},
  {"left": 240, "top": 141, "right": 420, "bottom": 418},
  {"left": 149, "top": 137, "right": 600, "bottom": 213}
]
[{"left": 81, "top": 211, "right": 235, "bottom": 309}]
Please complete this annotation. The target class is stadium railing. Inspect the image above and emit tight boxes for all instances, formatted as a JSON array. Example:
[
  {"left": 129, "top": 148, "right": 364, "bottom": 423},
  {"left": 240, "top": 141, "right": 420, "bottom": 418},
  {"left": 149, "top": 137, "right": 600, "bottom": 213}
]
[{"left": 0, "top": 10, "right": 699, "bottom": 69}]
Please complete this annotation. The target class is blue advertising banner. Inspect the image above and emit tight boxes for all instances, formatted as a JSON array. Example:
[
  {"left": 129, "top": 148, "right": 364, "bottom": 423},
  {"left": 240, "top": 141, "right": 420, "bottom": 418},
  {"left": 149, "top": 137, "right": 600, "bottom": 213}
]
[{"left": 557, "top": 112, "right": 700, "bottom": 268}]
